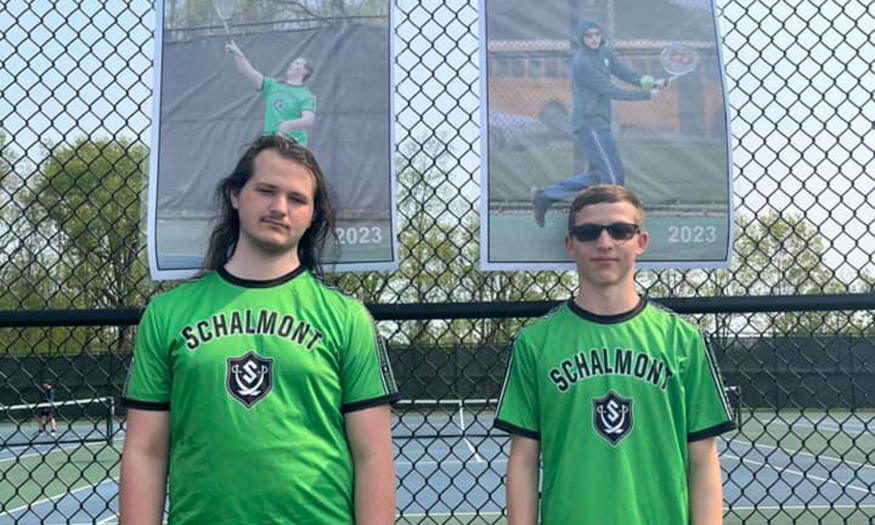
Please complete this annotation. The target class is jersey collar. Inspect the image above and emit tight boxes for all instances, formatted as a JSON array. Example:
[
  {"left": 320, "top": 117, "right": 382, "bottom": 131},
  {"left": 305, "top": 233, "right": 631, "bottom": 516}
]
[
  {"left": 217, "top": 265, "right": 306, "bottom": 288},
  {"left": 567, "top": 296, "right": 647, "bottom": 324}
]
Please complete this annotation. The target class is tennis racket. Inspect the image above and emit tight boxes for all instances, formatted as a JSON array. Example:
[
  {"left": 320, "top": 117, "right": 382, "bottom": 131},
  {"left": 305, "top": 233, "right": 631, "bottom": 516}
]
[
  {"left": 660, "top": 44, "right": 700, "bottom": 85},
  {"left": 213, "top": 0, "right": 236, "bottom": 36}
]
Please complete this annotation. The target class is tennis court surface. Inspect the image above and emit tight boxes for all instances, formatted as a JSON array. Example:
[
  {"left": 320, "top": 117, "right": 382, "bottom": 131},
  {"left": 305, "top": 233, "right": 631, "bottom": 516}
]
[{"left": 1, "top": 398, "right": 873, "bottom": 524}]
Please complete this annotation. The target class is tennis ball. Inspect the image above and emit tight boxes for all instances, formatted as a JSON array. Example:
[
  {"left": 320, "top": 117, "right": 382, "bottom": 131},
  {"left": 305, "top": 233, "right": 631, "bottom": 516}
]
[{"left": 640, "top": 75, "right": 655, "bottom": 89}]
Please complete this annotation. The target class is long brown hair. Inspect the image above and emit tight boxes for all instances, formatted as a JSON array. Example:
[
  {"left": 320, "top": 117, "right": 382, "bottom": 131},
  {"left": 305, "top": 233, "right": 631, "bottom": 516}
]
[{"left": 203, "top": 135, "right": 335, "bottom": 274}]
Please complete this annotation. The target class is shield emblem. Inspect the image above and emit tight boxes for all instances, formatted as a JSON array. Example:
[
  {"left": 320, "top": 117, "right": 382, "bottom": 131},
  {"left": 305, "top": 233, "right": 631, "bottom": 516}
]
[
  {"left": 226, "top": 351, "right": 274, "bottom": 409},
  {"left": 592, "top": 390, "right": 634, "bottom": 447}
]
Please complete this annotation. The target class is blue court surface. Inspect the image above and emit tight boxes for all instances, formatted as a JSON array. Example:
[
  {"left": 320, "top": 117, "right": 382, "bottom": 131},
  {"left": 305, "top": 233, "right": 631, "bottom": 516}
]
[{"left": 1, "top": 409, "right": 873, "bottom": 525}]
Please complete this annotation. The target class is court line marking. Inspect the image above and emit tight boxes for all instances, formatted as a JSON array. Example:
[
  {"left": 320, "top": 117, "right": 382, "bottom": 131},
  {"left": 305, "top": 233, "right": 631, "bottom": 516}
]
[
  {"left": 461, "top": 438, "right": 484, "bottom": 463},
  {"left": 398, "top": 511, "right": 503, "bottom": 518},
  {"left": 726, "top": 437, "right": 875, "bottom": 472},
  {"left": 749, "top": 415, "right": 872, "bottom": 435},
  {"left": 728, "top": 503, "right": 875, "bottom": 511},
  {"left": 97, "top": 513, "right": 120, "bottom": 524},
  {"left": 0, "top": 476, "right": 118, "bottom": 518},
  {"left": 36, "top": 505, "right": 875, "bottom": 525},
  {"left": 0, "top": 439, "right": 119, "bottom": 464},
  {"left": 396, "top": 504, "right": 875, "bottom": 519},
  {"left": 395, "top": 458, "right": 506, "bottom": 467},
  {"left": 722, "top": 452, "right": 871, "bottom": 494},
  {"left": 452, "top": 406, "right": 484, "bottom": 463}
]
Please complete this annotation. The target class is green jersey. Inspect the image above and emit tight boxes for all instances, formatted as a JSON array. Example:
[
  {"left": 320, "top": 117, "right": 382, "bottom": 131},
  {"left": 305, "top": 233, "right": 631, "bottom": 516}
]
[
  {"left": 122, "top": 267, "right": 398, "bottom": 525},
  {"left": 261, "top": 77, "right": 316, "bottom": 147},
  {"left": 495, "top": 298, "right": 735, "bottom": 525}
]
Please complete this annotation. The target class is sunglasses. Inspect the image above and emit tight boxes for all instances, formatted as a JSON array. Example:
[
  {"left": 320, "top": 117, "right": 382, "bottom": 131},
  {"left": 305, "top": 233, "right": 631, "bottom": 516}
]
[{"left": 569, "top": 222, "right": 640, "bottom": 242}]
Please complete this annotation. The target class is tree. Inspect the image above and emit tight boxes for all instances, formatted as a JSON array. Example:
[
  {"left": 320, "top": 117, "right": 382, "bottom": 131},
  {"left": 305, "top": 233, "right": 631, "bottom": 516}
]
[
  {"left": 164, "top": 0, "right": 388, "bottom": 32},
  {"left": 698, "top": 211, "right": 869, "bottom": 336},
  {"left": 327, "top": 135, "right": 568, "bottom": 346},
  {"left": 19, "top": 138, "right": 154, "bottom": 351}
]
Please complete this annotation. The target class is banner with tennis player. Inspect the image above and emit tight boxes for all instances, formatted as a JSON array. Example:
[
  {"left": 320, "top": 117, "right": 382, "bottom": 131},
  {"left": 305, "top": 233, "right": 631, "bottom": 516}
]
[
  {"left": 479, "top": 0, "right": 733, "bottom": 270},
  {"left": 148, "top": 0, "right": 396, "bottom": 279}
]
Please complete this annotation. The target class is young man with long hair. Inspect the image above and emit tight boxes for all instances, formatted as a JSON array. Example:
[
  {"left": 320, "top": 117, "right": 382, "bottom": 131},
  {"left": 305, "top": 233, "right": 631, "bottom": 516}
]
[
  {"left": 119, "top": 136, "right": 398, "bottom": 525},
  {"left": 496, "top": 185, "right": 735, "bottom": 524}
]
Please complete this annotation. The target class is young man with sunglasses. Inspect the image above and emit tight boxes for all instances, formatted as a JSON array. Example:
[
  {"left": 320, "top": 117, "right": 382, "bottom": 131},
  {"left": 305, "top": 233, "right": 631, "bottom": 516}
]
[{"left": 496, "top": 186, "right": 735, "bottom": 524}]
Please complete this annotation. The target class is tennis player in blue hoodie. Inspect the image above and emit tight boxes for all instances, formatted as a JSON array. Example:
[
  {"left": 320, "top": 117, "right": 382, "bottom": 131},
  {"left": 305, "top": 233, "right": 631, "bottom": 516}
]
[{"left": 532, "top": 19, "right": 665, "bottom": 227}]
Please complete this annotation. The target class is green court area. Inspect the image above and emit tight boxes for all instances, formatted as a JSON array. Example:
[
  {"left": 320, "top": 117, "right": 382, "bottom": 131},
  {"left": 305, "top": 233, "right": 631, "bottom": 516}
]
[
  {"left": 486, "top": 139, "right": 732, "bottom": 265},
  {"left": 488, "top": 139, "right": 731, "bottom": 209},
  {"left": 487, "top": 211, "right": 730, "bottom": 263},
  {"left": 398, "top": 515, "right": 504, "bottom": 524},
  {"left": 725, "top": 507, "right": 875, "bottom": 525},
  {"left": 731, "top": 408, "right": 875, "bottom": 465},
  {"left": 155, "top": 216, "right": 395, "bottom": 269},
  {"left": 2, "top": 408, "right": 870, "bottom": 524},
  {"left": 0, "top": 441, "right": 120, "bottom": 511},
  {"left": 398, "top": 507, "right": 875, "bottom": 525}
]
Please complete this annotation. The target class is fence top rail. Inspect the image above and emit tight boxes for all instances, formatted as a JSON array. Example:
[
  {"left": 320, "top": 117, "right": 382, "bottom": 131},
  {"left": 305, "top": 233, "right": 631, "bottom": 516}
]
[{"left": 0, "top": 293, "right": 874, "bottom": 327}]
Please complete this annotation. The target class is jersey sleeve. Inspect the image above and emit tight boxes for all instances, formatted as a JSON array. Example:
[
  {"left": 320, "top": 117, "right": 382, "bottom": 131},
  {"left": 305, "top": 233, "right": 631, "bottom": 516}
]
[
  {"left": 122, "top": 301, "right": 172, "bottom": 411},
  {"left": 493, "top": 334, "right": 540, "bottom": 440},
  {"left": 685, "top": 332, "right": 736, "bottom": 441},
  {"left": 302, "top": 90, "right": 316, "bottom": 113},
  {"left": 339, "top": 304, "right": 399, "bottom": 413},
  {"left": 260, "top": 76, "right": 273, "bottom": 93}
]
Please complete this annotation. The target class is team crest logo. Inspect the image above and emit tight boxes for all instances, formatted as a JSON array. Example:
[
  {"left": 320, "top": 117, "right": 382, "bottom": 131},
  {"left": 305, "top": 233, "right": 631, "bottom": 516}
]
[
  {"left": 226, "top": 351, "right": 273, "bottom": 409},
  {"left": 273, "top": 99, "right": 283, "bottom": 110},
  {"left": 592, "top": 390, "right": 634, "bottom": 446}
]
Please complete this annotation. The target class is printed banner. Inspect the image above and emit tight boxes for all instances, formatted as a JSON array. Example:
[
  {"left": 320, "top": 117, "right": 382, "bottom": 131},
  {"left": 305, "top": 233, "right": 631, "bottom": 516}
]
[
  {"left": 148, "top": 1, "right": 396, "bottom": 279},
  {"left": 479, "top": 0, "right": 733, "bottom": 270}
]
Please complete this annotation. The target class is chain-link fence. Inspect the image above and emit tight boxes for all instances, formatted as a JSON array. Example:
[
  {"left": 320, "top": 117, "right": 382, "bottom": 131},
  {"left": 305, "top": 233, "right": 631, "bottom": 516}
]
[{"left": 1, "top": 0, "right": 874, "bottom": 523}]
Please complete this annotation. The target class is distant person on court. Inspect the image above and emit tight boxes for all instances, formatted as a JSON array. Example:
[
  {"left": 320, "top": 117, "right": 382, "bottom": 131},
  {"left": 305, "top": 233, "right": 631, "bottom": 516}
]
[
  {"left": 119, "top": 136, "right": 398, "bottom": 525},
  {"left": 531, "top": 20, "right": 665, "bottom": 227},
  {"left": 226, "top": 40, "right": 317, "bottom": 147},
  {"left": 36, "top": 382, "right": 56, "bottom": 438},
  {"left": 496, "top": 185, "right": 735, "bottom": 524}
]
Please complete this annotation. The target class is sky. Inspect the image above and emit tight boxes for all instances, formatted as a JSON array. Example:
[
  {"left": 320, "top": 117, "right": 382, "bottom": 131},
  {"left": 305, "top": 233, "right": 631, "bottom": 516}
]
[
  {"left": 0, "top": 0, "right": 154, "bottom": 158},
  {"left": 717, "top": 0, "right": 875, "bottom": 279},
  {"left": 1, "top": 0, "right": 873, "bottom": 282}
]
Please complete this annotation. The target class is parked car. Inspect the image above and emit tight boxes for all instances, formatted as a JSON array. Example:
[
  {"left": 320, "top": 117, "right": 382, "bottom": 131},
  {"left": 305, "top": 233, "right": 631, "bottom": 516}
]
[{"left": 488, "top": 111, "right": 553, "bottom": 151}]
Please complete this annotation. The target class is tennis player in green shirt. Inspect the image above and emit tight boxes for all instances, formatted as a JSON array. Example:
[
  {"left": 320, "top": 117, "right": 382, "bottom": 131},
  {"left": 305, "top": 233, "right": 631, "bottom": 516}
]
[
  {"left": 119, "top": 136, "right": 398, "bottom": 525},
  {"left": 495, "top": 185, "right": 735, "bottom": 524},
  {"left": 227, "top": 40, "right": 316, "bottom": 147}
]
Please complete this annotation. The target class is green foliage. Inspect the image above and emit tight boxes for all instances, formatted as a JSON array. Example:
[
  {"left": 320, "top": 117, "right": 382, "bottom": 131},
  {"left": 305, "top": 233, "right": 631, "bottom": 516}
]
[
  {"left": 25, "top": 138, "right": 151, "bottom": 310},
  {"left": 327, "top": 135, "right": 566, "bottom": 346},
  {"left": 164, "top": 0, "right": 388, "bottom": 32},
  {"left": 637, "top": 210, "right": 872, "bottom": 336},
  {"left": 0, "top": 138, "right": 153, "bottom": 354}
]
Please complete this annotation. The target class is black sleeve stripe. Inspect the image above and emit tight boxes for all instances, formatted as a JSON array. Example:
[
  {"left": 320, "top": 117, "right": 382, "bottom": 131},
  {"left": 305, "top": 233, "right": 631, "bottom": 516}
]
[
  {"left": 341, "top": 393, "right": 400, "bottom": 413},
  {"left": 688, "top": 420, "right": 736, "bottom": 442},
  {"left": 494, "top": 344, "right": 516, "bottom": 416},
  {"left": 701, "top": 335, "right": 734, "bottom": 422},
  {"left": 373, "top": 332, "right": 398, "bottom": 395},
  {"left": 494, "top": 419, "right": 540, "bottom": 440},
  {"left": 121, "top": 398, "right": 170, "bottom": 411},
  {"left": 359, "top": 306, "right": 397, "bottom": 396}
]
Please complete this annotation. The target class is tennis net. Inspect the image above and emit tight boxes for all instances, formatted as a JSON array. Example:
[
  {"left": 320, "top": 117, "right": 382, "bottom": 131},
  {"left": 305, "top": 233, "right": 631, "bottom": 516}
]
[
  {"left": 0, "top": 397, "right": 116, "bottom": 447},
  {"left": 391, "top": 389, "right": 742, "bottom": 439},
  {"left": 392, "top": 398, "right": 502, "bottom": 439}
]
